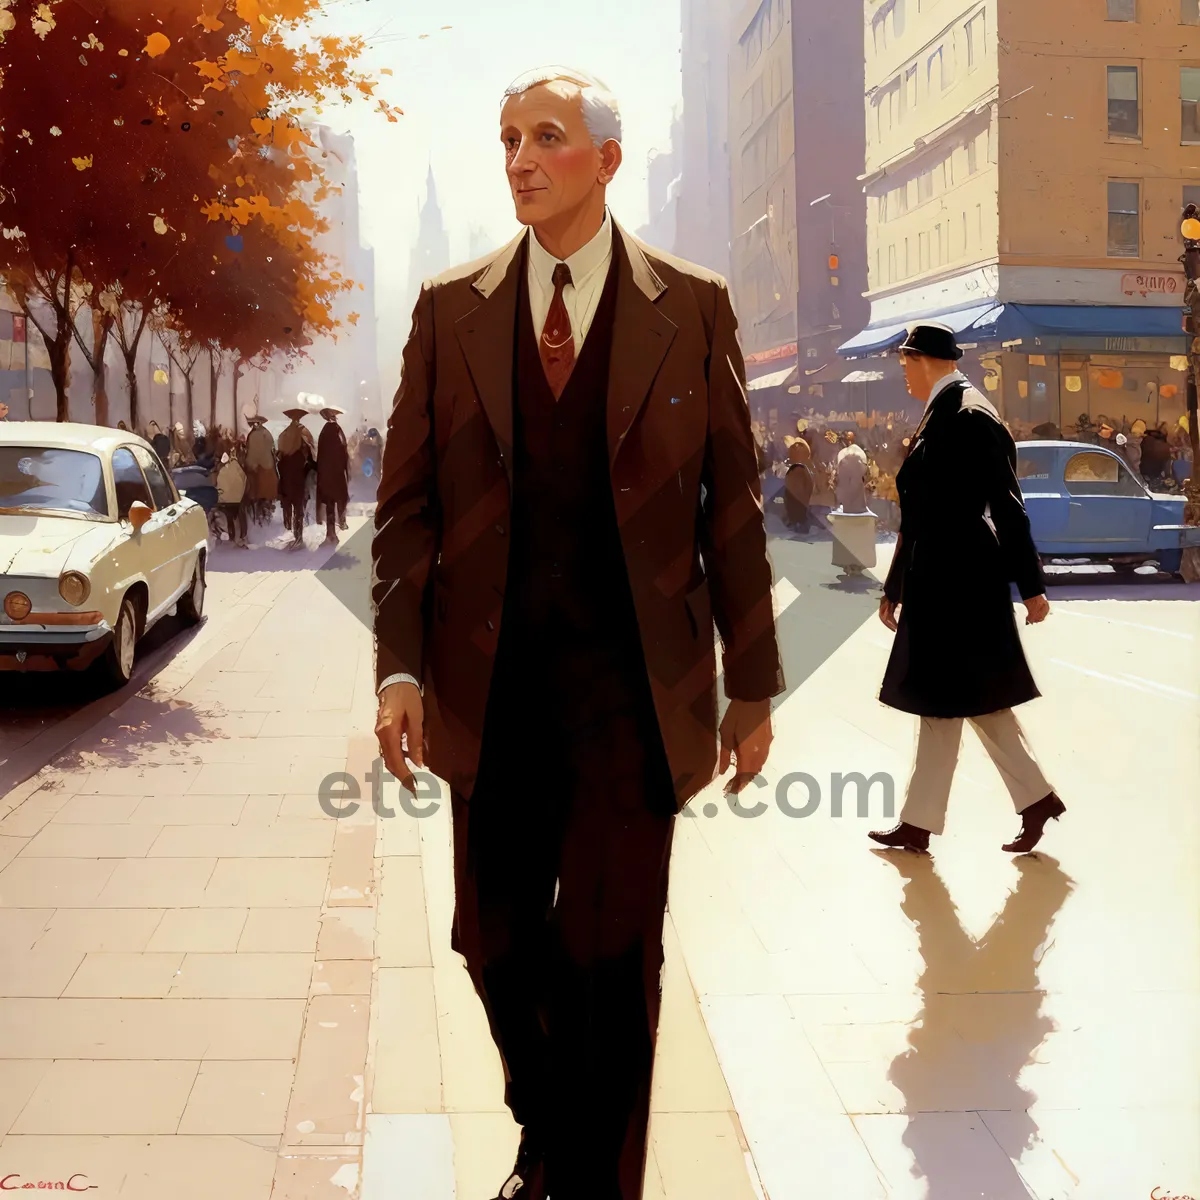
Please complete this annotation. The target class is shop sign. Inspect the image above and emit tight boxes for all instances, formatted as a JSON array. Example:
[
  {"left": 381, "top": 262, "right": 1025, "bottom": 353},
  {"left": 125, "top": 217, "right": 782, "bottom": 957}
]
[
  {"left": 1120, "top": 272, "right": 1182, "bottom": 297},
  {"left": 745, "top": 341, "right": 798, "bottom": 366}
]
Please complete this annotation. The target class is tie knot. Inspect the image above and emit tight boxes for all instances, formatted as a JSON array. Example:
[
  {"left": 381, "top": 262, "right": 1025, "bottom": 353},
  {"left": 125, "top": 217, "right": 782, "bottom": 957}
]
[{"left": 552, "top": 262, "right": 573, "bottom": 291}]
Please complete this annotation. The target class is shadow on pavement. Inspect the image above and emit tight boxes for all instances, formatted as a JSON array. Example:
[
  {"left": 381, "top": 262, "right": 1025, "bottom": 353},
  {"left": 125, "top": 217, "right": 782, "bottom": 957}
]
[{"left": 0, "top": 609, "right": 209, "bottom": 796}]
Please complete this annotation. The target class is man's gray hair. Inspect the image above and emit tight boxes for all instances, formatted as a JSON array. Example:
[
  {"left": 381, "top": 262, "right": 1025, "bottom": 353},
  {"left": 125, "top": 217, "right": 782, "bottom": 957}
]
[{"left": 502, "top": 66, "right": 622, "bottom": 146}]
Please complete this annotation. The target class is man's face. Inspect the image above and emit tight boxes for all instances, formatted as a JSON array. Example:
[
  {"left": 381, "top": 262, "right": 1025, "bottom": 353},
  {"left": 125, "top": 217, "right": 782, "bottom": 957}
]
[{"left": 500, "top": 81, "right": 614, "bottom": 226}]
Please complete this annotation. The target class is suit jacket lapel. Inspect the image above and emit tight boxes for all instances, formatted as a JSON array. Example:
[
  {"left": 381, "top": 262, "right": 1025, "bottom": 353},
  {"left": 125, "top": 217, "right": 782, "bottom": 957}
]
[
  {"left": 607, "top": 223, "right": 678, "bottom": 468},
  {"left": 455, "top": 231, "right": 525, "bottom": 491}
]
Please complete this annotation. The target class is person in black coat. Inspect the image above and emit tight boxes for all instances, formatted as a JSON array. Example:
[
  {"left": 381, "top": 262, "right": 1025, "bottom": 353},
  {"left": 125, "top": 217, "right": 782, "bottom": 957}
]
[{"left": 869, "top": 323, "right": 1066, "bottom": 855}]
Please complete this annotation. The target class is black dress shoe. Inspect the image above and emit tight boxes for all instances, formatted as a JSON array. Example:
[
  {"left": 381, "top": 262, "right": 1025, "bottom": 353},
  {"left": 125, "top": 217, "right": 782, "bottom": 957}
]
[
  {"left": 494, "top": 1128, "right": 545, "bottom": 1200},
  {"left": 868, "top": 821, "right": 931, "bottom": 852},
  {"left": 1003, "top": 792, "right": 1066, "bottom": 854}
]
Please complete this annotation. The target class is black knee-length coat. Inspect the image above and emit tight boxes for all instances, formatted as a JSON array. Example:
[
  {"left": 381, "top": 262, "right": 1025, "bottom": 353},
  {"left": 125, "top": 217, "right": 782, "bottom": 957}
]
[{"left": 880, "top": 378, "right": 1045, "bottom": 718}]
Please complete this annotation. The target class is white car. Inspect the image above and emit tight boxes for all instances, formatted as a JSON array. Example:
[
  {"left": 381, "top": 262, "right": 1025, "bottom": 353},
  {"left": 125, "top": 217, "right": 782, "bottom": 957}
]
[{"left": 0, "top": 422, "right": 209, "bottom": 688}]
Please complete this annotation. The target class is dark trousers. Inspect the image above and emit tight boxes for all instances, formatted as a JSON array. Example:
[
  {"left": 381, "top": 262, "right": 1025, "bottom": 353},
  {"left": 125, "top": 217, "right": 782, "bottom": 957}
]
[
  {"left": 451, "top": 646, "right": 675, "bottom": 1200},
  {"left": 324, "top": 500, "right": 346, "bottom": 539},
  {"left": 281, "top": 497, "right": 303, "bottom": 541},
  {"left": 219, "top": 502, "right": 247, "bottom": 542}
]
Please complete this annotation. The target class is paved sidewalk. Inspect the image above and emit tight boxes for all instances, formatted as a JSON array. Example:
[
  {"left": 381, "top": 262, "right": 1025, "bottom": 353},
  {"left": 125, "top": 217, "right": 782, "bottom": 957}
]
[{"left": 0, "top": 522, "right": 764, "bottom": 1200}]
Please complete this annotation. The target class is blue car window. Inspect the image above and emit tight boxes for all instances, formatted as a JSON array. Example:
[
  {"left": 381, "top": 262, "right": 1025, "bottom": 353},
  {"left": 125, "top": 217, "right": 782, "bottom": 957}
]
[
  {"left": 112, "top": 447, "right": 154, "bottom": 519},
  {"left": 1016, "top": 447, "right": 1055, "bottom": 482},
  {"left": 1064, "top": 452, "right": 1144, "bottom": 497},
  {"left": 0, "top": 447, "right": 109, "bottom": 517}
]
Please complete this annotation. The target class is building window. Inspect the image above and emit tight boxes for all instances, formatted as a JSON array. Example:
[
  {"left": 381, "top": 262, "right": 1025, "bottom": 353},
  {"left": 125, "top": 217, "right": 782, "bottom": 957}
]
[
  {"left": 888, "top": 244, "right": 897, "bottom": 283},
  {"left": 1107, "top": 66, "right": 1140, "bottom": 139},
  {"left": 879, "top": 192, "right": 889, "bottom": 222},
  {"left": 967, "top": 137, "right": 978, "bottom": 174},
  {"left": 1185, "top": 0, "right": 1200, "bottom": 24},
  {"left": 904, "top": 237, "right": 911, "bottom": 276},
  {"left": 1107, "top": 0, "right": 1136, "bottom": 18},
  {"left": 1185, "top": 185, "right": 1200, "bottom": 210},
  {"left": 905, "top": 65, "right": 918, "bottom": 112},
  {"left": 1107, "top": 181, "right": 1140, "bottom": 257},
  {"left": 1182, "top": 68, "right": 1200, "bottom": 143},
  {"left": 918, "top": 170, "right": 933, "bottom": 203},
  {"left": 919, "top": 230, "right": 929, "bottom": 271},
  {"left": 962, "top": 210, "right": 969, "bottom": 251},
  {"left": 893, "top": 0, "right": 907, "bottom": 37},
  {"left": 977, "top": 203, "right": 983, "bottom": 244},
  {"left": 928, "top": 46, "right": 945, "bottom": 91},
  {"left": 966, "top": 11, "right": 987, "bottom": 70}
]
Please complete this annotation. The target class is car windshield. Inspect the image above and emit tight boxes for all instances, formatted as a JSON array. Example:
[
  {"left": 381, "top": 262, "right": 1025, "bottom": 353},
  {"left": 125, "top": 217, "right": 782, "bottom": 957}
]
[{"left": 0, "top": 446, "right": 110, "bottom": 518}]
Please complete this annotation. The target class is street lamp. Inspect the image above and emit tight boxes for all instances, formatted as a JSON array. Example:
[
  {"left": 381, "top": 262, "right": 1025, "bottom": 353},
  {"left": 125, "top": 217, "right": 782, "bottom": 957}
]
[{"left": 1179, "top": 203, "right": 1200, "bottom": 580}]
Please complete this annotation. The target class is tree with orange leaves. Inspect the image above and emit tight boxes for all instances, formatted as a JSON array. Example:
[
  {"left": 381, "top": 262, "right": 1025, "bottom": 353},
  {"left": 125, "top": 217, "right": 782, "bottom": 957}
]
[{"left": 0, "top": 0, "right": 399, "bottom": 422}]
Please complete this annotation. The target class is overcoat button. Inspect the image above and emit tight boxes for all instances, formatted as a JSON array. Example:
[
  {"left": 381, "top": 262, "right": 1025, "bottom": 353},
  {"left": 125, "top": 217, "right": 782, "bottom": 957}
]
[{"left": 486, "top": 620, "right": 495, "bottom": 631}]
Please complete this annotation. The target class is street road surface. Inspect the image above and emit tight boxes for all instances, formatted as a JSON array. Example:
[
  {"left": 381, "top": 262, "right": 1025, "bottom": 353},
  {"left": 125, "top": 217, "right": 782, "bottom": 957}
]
[{"left": 0, "top": 507, "right": 1196, "bottom": 1199}]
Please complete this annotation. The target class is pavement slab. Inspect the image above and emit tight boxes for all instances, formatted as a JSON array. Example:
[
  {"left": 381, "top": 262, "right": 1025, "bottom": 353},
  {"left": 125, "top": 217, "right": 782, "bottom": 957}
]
[{"left": 0, "top": 517, "right": 1196, "bottom": 1199}]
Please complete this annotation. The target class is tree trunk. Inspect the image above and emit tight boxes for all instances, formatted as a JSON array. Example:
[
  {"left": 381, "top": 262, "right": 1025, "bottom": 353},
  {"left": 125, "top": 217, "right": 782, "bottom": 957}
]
[
  {"left": 92, "top": 359, "right": 109, "bottom": 426},
  {"left": 124, "top": 351, "right": 140, "bottom": 432},
  {"left": 208, "top": 348, "right": 219, "bottom": 432},
  {"left": 44, "top": 327, "right": 71, "bottom": 422},
  {"left": 90, "top": 310, "right": 113, "bottom": 426},
  {"left": 185, "top": 374, "right": 195, "bottom": 434},
  {"left": 232, "top": 356, "right": 246, "bottom": 436}
]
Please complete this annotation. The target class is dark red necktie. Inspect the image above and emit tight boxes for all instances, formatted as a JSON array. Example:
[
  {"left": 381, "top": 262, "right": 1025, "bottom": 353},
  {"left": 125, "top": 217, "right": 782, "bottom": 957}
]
[{"left": 540, "top": 262, "right": 576, "bottom": 400}]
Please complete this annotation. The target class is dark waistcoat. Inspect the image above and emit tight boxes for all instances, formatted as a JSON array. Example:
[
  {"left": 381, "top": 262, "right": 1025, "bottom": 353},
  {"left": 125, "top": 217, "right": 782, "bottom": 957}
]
[{"left": 491, "top": 247, "right": 655, "bottom": 732}]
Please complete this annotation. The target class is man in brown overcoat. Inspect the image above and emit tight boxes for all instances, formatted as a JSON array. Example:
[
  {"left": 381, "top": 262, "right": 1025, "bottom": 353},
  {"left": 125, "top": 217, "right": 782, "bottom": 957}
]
[{"left": 372, "top": 66, "right": 783, "bottom": 1200}]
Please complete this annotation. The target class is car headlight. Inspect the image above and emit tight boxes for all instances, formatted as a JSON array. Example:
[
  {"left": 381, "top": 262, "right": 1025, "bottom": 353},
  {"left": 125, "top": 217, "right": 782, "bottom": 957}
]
[
  {"left": 59, "top": 571, "right": 91, "bottom": 607},
  {"left": 3, "top": 591, "right": 31, "bottom": 621}
]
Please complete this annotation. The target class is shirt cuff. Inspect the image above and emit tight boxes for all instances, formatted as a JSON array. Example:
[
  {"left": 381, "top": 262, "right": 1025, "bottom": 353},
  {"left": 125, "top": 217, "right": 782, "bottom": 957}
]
[{"left": 378, "top": 673, "right": 423, "bottom": 696}]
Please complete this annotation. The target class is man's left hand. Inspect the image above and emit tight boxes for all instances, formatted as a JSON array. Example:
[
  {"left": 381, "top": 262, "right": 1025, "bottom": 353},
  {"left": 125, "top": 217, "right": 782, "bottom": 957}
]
[
  {"left": 1024, "top": 594, "right": 1050, "bottom": 624},
  {"left": 719, "top": 698, "right": 773, "bottom": 795}
]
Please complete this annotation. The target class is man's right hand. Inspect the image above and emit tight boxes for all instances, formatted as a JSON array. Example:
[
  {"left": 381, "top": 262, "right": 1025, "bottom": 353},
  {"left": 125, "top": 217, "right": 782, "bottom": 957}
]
[
  {"left": 375, "top": 681, "right": 424, "bottom": 793},
  {"left": 879, "top": 596, "right": 900, "bottom": 632}
]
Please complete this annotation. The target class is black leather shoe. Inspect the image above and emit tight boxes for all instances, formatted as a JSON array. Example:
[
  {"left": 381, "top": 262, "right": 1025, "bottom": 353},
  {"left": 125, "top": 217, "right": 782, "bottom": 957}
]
[
  {"left": 868, "top": 821, "right": 931, "bottom": 852},
  {"left": 493, "top": 1128, "right": 545, "bottom": 1200},
  {"left": 1003, "top": 792, "right": 1066, "bottom": 854}
]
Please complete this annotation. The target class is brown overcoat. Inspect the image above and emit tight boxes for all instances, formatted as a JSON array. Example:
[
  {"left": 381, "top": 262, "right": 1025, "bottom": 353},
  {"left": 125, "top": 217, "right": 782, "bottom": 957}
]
[{"left": 371, "top": 222, "right": 783, "bottom": 810}]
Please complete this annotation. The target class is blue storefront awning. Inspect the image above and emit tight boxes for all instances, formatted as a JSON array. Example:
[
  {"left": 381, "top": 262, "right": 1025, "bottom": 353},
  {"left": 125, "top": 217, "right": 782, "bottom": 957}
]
[
  {"left": 839, "top": 302, "right": 1185, "bottom": 358},
  {"left": 1000, "top": 303, "right": 1184, "bottom": 341},
  {"left": 837, "top": 303, "right": 1003, "bottom": 357}
]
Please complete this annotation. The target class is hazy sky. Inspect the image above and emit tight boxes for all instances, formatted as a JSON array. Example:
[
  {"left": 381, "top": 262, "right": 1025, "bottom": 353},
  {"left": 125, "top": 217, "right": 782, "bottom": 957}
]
[{"left": 311, "top": 0, "right": 685, "bottom": 389}]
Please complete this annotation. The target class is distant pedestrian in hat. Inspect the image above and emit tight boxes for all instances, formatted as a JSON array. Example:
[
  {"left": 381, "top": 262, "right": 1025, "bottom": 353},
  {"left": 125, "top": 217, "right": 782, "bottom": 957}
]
[
  {"left": 871, "top": 322, "right": 1065, "bottom": 856},
  {"left": 782, "top": 437, "right": 815, "bottom": 532},
  {"left": 317, "top": 405, "right": 351, "bottom": 543},
  {"left": 147, "top": 420, "right": 171, "bottom": 466},
  {"left": 216, "top": 450, "right": 249, "bottom": 547},
  {"left": 243, "top": 413, "right": 279, "bottom": 524},
  {"left": 277, "top": 408, "right": 314, "bottom": 549}
]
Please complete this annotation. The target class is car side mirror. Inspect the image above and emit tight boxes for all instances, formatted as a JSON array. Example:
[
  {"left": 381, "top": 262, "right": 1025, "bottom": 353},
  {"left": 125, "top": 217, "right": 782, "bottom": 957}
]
[{"left": 128, "top": 501, "right": 153, "bottom": 532}]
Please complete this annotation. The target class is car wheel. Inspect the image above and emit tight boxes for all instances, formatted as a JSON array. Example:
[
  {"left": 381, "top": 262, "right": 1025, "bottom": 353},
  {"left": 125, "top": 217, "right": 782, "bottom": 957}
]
[
  {"left": 178, "top": 557, "right": 206, "bottom": 625},
  {"left": 98, "top": 596, "right": 138, "bottom": 690}
]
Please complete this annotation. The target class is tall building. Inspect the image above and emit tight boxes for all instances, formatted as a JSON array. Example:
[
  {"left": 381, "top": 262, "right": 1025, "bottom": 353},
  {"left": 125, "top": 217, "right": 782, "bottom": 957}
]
[
  {"left": 791, "top": 0, "right": 870, "bottom": 413},
  {"left": 257, "top": 126, "right": 383, "bottom": 430},
  {"left": 728, "top": 0, "right": 798, "bottom": 376},
  {"left": 676, "top": 0, "right": 734, "bottom": 278},
  {"left": 726, "top": 0, "right": 870, "bottom": 420},
  {"left": 637, "top": 109, "right": 684, "bottom": 252},
  {"left": 841, "top": 0, "right": 1196, "bottom": 433},
  {"left": 468, "top": 225, "right": 497, "bottom": 262},
  {"left": 407, "top": 165, "right": 451, "bottom": 296}
]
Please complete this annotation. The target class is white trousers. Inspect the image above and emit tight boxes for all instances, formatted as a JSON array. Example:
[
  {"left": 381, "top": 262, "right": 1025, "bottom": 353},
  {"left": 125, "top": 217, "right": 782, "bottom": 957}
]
[{"left": 900, "top": 709, "right": 1052, "bottom": 836}]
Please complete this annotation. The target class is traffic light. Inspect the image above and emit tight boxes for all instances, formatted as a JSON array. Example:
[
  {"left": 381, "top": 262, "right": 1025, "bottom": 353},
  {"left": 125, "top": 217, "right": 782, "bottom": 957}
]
[{"left": 829, "top": 250, "right": 839, "bottom": 289}]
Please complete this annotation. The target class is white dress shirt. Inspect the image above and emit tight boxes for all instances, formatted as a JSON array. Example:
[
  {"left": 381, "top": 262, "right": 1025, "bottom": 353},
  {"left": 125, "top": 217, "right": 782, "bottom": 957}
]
[
  {"left": 526, "top": 207, "right": 614, "bottom": 351},
  {"left": 378, "top": 212, "right": 618, "bottom": 700}
]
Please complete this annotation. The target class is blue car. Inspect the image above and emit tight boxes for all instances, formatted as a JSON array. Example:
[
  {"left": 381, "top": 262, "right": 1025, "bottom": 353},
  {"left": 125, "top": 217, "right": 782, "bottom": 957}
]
[{"left": 1016, "top": 440, "right": 1200, "bottom": 579}]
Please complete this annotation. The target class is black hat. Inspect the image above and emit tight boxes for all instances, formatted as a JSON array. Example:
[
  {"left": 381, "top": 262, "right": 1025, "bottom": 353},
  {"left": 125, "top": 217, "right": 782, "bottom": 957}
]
[{"left": 898, "top": 321, "right": 962, "bottom": 361}]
